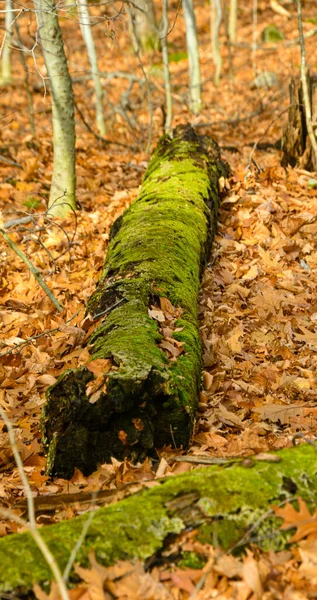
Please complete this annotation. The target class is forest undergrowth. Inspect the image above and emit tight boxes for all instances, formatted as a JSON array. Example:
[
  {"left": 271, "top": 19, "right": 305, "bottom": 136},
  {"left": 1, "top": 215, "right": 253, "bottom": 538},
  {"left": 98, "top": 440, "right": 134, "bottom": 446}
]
[{"left": 1, "top": 1, "right": 317, "bottom": 598}]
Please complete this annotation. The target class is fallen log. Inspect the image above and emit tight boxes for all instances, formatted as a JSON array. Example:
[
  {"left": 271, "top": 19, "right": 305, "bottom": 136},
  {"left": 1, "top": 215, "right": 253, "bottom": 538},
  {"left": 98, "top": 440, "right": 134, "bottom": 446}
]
[
  {"left": 1, "top": 444, "right": 317, "bottom": 593},
  {"left": 42, "top": 124, "right": 229, "bottom": 478}
]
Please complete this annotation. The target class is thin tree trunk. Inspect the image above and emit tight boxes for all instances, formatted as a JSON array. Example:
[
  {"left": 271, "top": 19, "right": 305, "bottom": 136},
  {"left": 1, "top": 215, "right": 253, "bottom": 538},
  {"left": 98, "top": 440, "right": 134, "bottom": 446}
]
[
  {"left": 228, "top": 0, "right": 237, "bottom": 42},
  {"left": 252, "top": 0, "right": 258, "bottom": 77},
  {"left": 1, "top": 0, "right": 13, "bottom": 84},
  {"left": 77, "top": 0, "right": 106, "bottom": 136},
  {"left": 282, "top": 73, "right": 317, "bottom": 171},
  {"left": 161, "top": 0, "right": 172, "bottom": 133},
  {"left": 34, "top": 0, "right": 76, "bottom": 218},
  {"left": 222, "top": 0, "right": 234, "bottom": 81},
  {"left": 0, "top": 444, "right": 316, "bottom": 593},
  {"left": 182, "top": 0, "right": 202, "bottom": 114},
  {"left": 211, "top": 0, "right": 222, "bottom": 86},
  {"left": 296, "top": 0, "right": 317, "bottom": 166},
  {"left": 14, "top": 20, "right": 35, "bottom": 136}
]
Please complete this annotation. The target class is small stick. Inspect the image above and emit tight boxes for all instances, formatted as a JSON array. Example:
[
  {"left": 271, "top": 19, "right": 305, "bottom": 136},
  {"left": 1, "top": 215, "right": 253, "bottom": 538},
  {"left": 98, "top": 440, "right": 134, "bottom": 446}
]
[
  {"left": 0, "top": 228, "right": 63, "bottom": 312},
  {"left": 0, "top": 308, "right": 82, "bottom": 357},
  {"left": 62, "top": 497, "right": 96, "bottom": 583},
  {"left": 0, "top": 407, "right": 70, "bottom": 600},
  {"left": 173, "top": 455, "right": 238, "bottom": 465}
]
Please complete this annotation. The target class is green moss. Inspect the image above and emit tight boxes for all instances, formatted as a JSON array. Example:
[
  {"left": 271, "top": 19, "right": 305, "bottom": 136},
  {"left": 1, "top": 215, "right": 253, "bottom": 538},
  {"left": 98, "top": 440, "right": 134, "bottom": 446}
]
[
  {"left": 44, "top": 125, "right": 228, "bottom": 477},
  {"left": 0, "top": 445, "right": 316, "bottom": 592},
  {"left": 178, "top": 551, "right": 207, "bottom": 570}
]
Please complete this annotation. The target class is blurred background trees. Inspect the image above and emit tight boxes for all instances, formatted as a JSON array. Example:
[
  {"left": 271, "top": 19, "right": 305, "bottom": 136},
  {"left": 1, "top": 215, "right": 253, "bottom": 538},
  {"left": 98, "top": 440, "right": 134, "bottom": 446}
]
[{"left": 0, "top": 0, "right": 316, "bottom": 218}]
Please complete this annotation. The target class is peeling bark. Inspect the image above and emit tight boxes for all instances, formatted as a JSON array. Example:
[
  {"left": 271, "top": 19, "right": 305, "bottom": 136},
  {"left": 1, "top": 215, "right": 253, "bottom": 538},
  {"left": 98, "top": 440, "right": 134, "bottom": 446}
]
[
  {"left": 282, "top": 73, "right": 317, "bottom": 171},
  {"left": 42, "top": 124, "right": 228, "bottom": 478}
]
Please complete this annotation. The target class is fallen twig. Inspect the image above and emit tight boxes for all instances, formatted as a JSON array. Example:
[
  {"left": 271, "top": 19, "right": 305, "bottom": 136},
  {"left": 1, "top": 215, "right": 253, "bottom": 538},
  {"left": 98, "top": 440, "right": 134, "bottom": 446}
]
[
  {"left": 0, "top": 407, "right": 70, "bottom": 600},
  {"left": 0, "top": 228, "right": 64, "bottom": 312},
  {"left": 0, "top": 309, "right": 82, "bottom": 357}
]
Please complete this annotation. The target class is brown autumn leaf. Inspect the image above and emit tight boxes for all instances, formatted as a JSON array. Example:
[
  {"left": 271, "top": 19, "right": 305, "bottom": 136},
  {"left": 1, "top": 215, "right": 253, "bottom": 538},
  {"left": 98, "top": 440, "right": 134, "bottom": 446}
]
[
  {"left": 85, "top": 359, "right": 112, "bottom": 377},
  {"left": 159, "top": 297, "right": 176, "bottom": 315},
  {"left": 74, "top": 551, "right": 114, "bottom": 600},
  {"left": 242, "top": 549, "right": 263, "bottom": 598},
  {"left": 148, "top": 307, "right": 165, "bottom": 322},
  {"left": 33, "top": 582, "right": 90, "bottom": 600},
  {"left": 159, "top": 340, "right": 183, "bottom": 358},
  {"left": 58, "top": 324, "right": 86, "bottom": 348},
  {"left": 217, "top": 404, "right": 245, "bottom": 430},
  {"left": 203, "top": 371, "right": 213, "bottom": 391},
  {"left": 242, "top": 264, "right": 259, "bottom": 281},
  {"left": 226, "top": 325, "right": 244, "bottom": 353},
  {"left": 272, "top": 498, "right": 317, "bottom": 542},
  {"left": 167, "top": 568, "right": 203, "bottom": 593},
  {"left": 213, "top": 554, "right": 243, "bottom": 578},
  {"left": 253, "top": 404, "right": 310, "bottom": 425},
  {"left": 76, "top": 553, "right": 171, "bottom": 600},
  {"left": 85, "top": 375, "right": 107, "bottom": 404},
  {"left": 298, "top": 538, "right": 317, "bottom": 584}
]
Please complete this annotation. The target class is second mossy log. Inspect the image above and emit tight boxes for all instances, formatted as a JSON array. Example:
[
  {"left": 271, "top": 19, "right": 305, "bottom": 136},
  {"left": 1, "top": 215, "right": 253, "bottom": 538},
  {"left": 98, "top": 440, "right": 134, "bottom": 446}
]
[
  {"left": 1, "top": 445, "right": 317, "bottom": 593},
  {"left": 43, "top": 124, "right": 228, "bottom": 478}
]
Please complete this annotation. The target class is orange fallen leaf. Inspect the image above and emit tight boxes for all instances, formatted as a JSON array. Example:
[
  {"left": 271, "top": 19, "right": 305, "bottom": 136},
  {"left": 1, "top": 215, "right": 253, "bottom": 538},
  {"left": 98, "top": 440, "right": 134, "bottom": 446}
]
[{"left": 272, "top": 498, "right": 317, "bottom": 542}]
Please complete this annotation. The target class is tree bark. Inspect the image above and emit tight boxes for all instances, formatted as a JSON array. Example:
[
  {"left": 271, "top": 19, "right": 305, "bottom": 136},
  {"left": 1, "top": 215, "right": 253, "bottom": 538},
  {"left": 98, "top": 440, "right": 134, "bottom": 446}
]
[
  {"left": 282, "top": 73, "right": 317, "bottom": 171},
  {"left": 0, "top": 444, "right": 316, "bottom": 593},
  {"left": 34, "top": 0, "right": 77, "bottom": 217},
  {"left": 77, "top": 0, "right": 106, "bottom": 136},
  {"left": 228, "top": 0, "right": 238, "bottom": 43},
  {"left": 42, "top": 124, "right": 228, "bottom": 478},
  {"left": 0, "top": 0, "right": 13, "bottom": 84},
  {"left": 161, "top": 0, "right": 172, "bottom": 134},
  {"left": 183, "top": 0, "right": 202, "bottom": 113},
  {"left": 128, "top": 0, "right": 157, "bottom": 52}
]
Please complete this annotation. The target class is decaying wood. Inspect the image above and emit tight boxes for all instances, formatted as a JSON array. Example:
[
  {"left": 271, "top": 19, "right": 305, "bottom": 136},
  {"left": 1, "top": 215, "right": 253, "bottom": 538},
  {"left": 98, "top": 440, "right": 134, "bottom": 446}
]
[
  {"left": 42, "top": 124, "right": 229, "bottom": 478},
  {"left": 282, "top": 72, "right": 317, "bottom": 171},
  {"left": 0, "top": 444, "right": 316, "bottom": 593}
]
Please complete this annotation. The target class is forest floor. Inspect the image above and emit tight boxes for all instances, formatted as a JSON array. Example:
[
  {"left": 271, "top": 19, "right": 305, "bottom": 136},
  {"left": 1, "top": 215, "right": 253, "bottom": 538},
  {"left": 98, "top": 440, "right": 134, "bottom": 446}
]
[{"left": 1, "top": 0, "right": 317, "bottom": 598}]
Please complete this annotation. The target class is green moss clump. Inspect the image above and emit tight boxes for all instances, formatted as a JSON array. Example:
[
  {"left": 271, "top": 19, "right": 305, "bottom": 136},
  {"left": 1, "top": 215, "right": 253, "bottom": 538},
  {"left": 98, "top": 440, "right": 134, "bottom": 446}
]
[{"left": 178, "top": 552, "right": 207, "bottom": 570}]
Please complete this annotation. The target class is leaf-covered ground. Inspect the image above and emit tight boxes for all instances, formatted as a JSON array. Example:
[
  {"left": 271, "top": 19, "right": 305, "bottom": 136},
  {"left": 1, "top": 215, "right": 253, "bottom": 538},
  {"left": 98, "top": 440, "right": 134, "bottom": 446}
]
[{"left": 1, "top": 0, "right": 317, "bottom": 597}]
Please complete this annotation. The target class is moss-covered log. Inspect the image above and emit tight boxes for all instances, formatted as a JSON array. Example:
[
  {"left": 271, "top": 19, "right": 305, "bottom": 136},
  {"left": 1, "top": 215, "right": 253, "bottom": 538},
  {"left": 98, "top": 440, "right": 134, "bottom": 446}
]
[
  {"left": 1, "top": 445, "right": 317, "bottom": 592},
  {"left": 42, "top": 124, "right": 228, "bottom": 478}
]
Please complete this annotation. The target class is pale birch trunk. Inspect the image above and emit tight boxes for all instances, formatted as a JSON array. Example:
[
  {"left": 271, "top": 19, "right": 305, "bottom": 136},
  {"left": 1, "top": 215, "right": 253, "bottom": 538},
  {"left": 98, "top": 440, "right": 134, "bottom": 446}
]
[
  {"left": 228, "top": 0, "right": 237, "bottom": 42},
  {"left": 211, "top": 0, "right": 222, "bottom": 86},
  {"left": 161, "top": 0, "right": 172, "bottom": 133},
  {"left": 182, "top": 0, "right": 201, "bottom": 114},
  {"left": 1, "top": 0, "right": 14, "bottom": 84},
  {"left": 34, "top": 0, "right": 76, "bottom": 218},
  {"left": 77, "top": 0, "right": 106, "bottom": 136}
]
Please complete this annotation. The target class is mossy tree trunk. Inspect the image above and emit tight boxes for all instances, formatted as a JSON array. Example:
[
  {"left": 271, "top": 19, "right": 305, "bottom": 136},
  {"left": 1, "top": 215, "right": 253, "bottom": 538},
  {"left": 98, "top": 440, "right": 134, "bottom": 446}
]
[
  {"left": 42, "top": 124, "right": 228, "bottom": 478},
  {"left": 0, "top": 445, "right": 317, "bottom": 593},
  {"left": 282, "top": 73, "right": 317, "bottom": 171}
]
